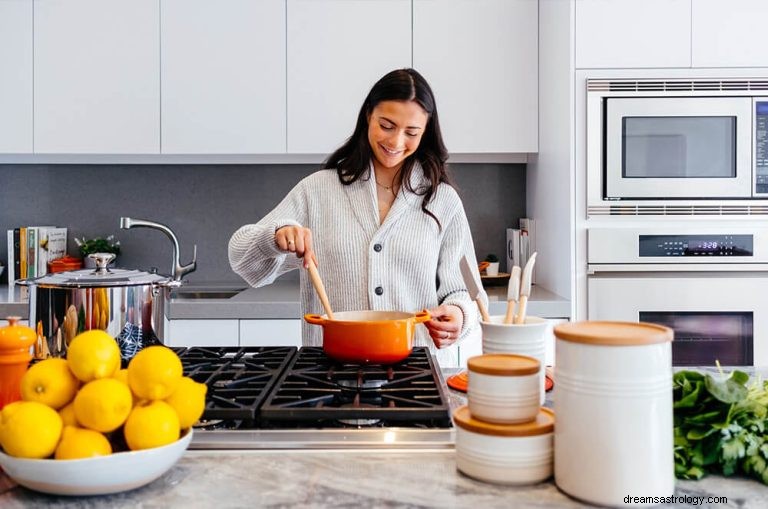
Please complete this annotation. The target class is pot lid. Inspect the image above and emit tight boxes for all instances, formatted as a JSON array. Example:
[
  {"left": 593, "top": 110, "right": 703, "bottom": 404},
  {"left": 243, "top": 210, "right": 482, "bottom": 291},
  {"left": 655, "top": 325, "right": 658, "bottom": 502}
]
[
  {"left": 18, "top": 253, "right": 172, "bottom": 288},
  {"left": 453, "top": 405, "right": 554, "bottom": 437}
]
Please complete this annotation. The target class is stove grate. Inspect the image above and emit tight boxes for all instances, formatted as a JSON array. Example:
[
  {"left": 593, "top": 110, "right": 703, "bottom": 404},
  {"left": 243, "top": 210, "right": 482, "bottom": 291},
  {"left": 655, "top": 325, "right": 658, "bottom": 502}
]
[
  {"left": 259, "top": 347, "right": 452, "bottom": 427},
  {"left": 174, "top": 346, "right": 297, "bottom": 420}
]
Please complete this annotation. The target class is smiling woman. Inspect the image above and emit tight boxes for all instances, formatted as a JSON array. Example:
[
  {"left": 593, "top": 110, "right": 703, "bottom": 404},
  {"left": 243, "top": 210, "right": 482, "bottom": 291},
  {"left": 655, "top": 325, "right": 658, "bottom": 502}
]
[{"left": 228, "top": 68, "right": 483, "bottom": 367}]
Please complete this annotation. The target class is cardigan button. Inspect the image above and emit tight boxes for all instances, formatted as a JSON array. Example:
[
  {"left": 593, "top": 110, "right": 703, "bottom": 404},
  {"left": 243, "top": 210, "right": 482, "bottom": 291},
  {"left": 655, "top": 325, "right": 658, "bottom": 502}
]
[
  {"left": 373, "top": 243, "right": 382, "bottom": 252},
  {"left": 374, "top": 286, "right": 384, "bottom": 296}
]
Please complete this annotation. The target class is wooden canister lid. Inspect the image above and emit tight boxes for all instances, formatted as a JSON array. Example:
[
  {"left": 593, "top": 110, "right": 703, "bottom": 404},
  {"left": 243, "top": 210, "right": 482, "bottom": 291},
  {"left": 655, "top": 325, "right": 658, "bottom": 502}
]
[
  {"left": 554, "top": 321, "right": 673, "bottom": 346},
  {"left": 453, "top": 405, "right": 554, "bottom": 437},
  {"left": 467, "top": 354, "right": 540, "bottom": 376}
]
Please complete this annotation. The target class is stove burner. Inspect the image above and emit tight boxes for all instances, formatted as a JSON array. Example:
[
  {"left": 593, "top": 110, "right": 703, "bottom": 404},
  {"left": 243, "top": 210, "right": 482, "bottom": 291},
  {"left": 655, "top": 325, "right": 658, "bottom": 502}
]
[
  {"left": 259, "top": 347, "right": 452, "bottom": 428},
  {"left": 336, "top": 403, "right": 382, "bottom": 427},
  {"left": 336, "top": 377, "right": 388, "bottom": 390}
]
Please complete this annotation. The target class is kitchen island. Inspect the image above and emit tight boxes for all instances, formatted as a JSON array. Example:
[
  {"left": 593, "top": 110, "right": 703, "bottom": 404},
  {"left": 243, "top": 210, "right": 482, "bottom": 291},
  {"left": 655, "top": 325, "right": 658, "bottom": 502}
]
[
  {"left": 1, "top": 448, "right": 766, "bottom": 508},
  {"left": 2, "top": 367, "right": 767, "bottom": 508}
]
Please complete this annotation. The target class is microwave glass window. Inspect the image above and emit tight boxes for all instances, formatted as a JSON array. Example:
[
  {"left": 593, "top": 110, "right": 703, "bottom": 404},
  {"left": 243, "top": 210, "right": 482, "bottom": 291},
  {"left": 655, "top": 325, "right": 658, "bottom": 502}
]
[
  {"left": 639, "top": 311, "right": 753, "bottom": 366},
  {"left": 622, "top": 117, "right": 736, "bottom": 178}
]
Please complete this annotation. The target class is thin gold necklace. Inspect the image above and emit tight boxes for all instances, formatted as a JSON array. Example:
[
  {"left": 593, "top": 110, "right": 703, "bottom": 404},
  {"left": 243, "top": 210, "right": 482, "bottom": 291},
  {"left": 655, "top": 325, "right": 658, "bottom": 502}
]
[{"left": 375, "top": 179, "right": 396, "bottom": 194}]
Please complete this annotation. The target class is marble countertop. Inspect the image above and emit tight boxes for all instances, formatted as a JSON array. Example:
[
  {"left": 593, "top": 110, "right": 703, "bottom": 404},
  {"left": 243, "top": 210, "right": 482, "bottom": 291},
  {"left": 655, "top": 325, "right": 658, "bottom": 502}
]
[
  {"left": 0, "top": 281, "right": 571, "bottom": 321},
  {"left": 2, "top": 367, "right": 767, "bottom": 507},
  {"left": 2, "top": 449, "right": 766, "bottom": 508}
]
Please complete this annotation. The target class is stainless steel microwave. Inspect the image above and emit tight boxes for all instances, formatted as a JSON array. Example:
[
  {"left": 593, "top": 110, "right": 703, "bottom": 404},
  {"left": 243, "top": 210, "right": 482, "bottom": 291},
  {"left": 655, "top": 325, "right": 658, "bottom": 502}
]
[{"left": 586, "top": 78, "right": 768, "bottom": 215}]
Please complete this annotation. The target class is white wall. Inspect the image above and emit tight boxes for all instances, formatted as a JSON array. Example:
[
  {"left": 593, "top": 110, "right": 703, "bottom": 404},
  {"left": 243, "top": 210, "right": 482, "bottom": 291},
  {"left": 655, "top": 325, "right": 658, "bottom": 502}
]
[{"left": 529, "top": 0, "right": 574, "bottom": 313}]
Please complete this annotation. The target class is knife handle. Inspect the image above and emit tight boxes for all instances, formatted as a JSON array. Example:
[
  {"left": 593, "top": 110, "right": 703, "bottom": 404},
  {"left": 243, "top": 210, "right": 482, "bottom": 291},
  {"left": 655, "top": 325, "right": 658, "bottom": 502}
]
[
  {"left": 515, "top": 295, "right": 529, "bottom": 325},
  {"left": 476, "top": 298, "right": 491, "bottom": 323}
]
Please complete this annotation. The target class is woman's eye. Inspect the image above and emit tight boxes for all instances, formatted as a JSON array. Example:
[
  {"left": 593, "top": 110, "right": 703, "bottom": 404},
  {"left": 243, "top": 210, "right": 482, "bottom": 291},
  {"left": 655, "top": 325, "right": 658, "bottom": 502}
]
[
  {"left": 406, "top": 132, "right": 418, "bottom": 138},
  {"left": 380, "top": 124, "right": 393, "bottom": 131}
]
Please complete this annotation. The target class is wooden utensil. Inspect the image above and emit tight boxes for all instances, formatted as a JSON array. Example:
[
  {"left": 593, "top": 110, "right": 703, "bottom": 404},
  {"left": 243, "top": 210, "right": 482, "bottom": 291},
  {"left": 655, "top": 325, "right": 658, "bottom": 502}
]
[
  {"left": 306, "top": 258, "right": 335, "bottom": 320},
  {"left": 460, "top": 255, "right": 491, "bottom": 322},
  {"left": 503, "top": 265, "right": 522, "bottom": 324},
  {"left": 515, "top": 252, "right": 537, "bottom": 324}
]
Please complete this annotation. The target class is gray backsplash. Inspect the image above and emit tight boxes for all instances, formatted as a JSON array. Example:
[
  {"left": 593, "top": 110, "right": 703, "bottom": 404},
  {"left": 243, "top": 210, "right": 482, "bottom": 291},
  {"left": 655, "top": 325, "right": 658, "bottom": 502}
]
[{"left": 0, "top": 163, "right": 525, "bottom": 284}]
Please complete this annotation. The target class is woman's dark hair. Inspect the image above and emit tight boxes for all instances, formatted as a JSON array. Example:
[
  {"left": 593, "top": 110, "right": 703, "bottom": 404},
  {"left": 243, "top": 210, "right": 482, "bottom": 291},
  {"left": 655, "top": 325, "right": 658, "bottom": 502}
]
[{"left": 324, "top": 68, "right": 453, "bottom": 228}]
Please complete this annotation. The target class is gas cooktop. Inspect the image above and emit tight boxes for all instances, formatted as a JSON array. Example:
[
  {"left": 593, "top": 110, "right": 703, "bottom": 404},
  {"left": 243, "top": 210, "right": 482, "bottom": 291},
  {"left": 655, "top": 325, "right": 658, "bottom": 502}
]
[{"left": 175, "top": 346, "right": 456, "bottom": 450}]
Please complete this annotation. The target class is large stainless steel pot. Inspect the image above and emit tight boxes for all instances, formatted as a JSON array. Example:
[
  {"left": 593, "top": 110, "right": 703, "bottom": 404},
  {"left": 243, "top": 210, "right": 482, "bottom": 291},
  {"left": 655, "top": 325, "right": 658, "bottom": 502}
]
[{"left": 18, "top": 253, "right": 180, "bottom": 361}]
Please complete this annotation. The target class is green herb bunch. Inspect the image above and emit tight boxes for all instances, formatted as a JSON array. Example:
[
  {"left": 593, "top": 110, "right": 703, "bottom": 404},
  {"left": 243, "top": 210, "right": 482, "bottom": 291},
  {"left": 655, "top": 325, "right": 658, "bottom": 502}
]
[
  {"left": 74, "top": 235, "right": 121, "bottom": 257},
  {"left": 673, "top": 368, "right": 768, "bottom": 484},
  {"left": 484, "top": 254, "right": 499, "bottom": 263}
]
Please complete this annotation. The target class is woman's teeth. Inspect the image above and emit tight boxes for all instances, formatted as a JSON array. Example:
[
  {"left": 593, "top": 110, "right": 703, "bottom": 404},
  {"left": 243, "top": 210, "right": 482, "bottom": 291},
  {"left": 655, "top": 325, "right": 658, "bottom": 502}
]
[{"left": 381, "top": 145, "right": 401, "bottom": 155}]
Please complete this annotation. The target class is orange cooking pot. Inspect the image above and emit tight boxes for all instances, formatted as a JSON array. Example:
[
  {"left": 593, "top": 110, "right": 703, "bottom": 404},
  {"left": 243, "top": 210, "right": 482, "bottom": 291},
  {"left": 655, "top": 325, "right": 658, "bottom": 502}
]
[{"left": 304, "top": 310, "right": 431, "bottom": 364}]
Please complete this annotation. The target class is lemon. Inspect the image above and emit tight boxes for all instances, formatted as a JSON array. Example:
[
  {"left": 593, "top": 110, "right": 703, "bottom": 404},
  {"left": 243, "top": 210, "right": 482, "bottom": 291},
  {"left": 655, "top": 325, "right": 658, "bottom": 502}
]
[
  {"left": 67, "top": 330, "right": 121, "bottom": 382},
  {"left": 124, "top": 400, "right": 180, "bottom": 451},
  {"left": 74, "top": 378, "right": 133, "bottom": 433},
  {"left": 112, "top": 368, "right": 139, "bottom": 405},
  {"left": 54, "top": 425, "right": 112, "bottom": 460},
  {"left": 165, "top": 376, "right": 207, "bottom": 428},
  {"left": 128, "top": 346, "right": 183, "bottom": 400},
  {"left": 20, "top": 358, "right": 80, "bottom": 409},
  {"left": 0, "top": 401, "right": 63, "bottom": 458},
  {"left": 59, "top": 401, "right": 79, "bottom": 427}
]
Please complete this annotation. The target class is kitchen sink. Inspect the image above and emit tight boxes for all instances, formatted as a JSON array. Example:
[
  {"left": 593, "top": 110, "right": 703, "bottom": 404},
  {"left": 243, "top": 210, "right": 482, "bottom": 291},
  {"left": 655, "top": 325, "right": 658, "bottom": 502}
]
[{"left": 170, "top": 289, "right": 245, "bottom": 300}]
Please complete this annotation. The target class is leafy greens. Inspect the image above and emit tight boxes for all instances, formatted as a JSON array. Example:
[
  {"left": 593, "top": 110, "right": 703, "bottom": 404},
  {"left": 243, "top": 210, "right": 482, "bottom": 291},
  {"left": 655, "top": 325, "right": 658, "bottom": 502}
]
[{"left": 673, "top": 368, "right": 768, "bottom": 484}]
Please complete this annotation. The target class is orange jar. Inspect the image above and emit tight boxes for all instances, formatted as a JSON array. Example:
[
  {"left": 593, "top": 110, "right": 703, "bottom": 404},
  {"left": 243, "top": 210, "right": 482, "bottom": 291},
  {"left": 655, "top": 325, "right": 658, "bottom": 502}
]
[{"left": 0, "top": 316, "right": 36, "bottom": 409}]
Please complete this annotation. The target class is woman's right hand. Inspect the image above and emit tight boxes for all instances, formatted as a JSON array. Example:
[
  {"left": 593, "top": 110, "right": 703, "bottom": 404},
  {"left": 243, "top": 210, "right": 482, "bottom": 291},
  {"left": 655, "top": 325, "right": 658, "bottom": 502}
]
[{"left": 275, "top": 226, "right": 317, "bottom": 269}]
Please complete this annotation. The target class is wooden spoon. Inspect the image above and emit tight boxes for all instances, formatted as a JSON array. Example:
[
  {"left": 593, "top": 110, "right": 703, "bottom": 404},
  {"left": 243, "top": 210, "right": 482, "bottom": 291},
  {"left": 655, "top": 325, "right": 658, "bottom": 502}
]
[{"left": 306, "top": 258, "right": 335, "bottom": 320}]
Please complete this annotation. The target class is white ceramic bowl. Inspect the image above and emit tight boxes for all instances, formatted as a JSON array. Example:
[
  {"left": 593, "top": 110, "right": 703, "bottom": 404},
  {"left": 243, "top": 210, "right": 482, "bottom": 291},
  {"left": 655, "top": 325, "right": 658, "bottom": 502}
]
[{"left": 0, "top": 429, "right": 192, "bottom": 496}]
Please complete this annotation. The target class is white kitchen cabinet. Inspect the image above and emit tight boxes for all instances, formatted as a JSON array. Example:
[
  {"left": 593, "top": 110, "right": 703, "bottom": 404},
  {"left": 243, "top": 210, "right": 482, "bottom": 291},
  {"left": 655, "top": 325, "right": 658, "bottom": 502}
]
[
  {"left": 413, "top": 0, "right": 538, "bottom": 153},
  {"left": 286, "top": 0, "right": 411, "bottom": 154},
  {"left": 575, "top": 0, "right": 691, "bottom": 69},
  {"left": 239, "top": 320, "right": 302, "bottom": 347},
  {"left": 166, "top": 319, "right": 239, "bottom": 347},
  {"left": 692, "top": 0, "right": 768, "bottom": 67},
  {"left": 0, "top": 0, "right": 32, "bottom": 153},
  {"left": 33, "top": 0, "right": 160, "bottom": 153},
  {"left": 161, "top": 0, "right": 286, "bottom": 154}
]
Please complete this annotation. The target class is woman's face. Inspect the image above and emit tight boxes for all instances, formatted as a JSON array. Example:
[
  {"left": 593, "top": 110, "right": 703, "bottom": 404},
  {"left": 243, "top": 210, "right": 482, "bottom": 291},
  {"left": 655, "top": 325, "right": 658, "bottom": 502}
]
[{"left": 367, "top": 100, "right": 429, "bottom": 172}]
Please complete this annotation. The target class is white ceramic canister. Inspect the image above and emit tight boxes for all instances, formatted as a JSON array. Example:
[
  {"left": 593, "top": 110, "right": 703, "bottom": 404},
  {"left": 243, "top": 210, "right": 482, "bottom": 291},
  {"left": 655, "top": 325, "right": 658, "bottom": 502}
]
[
  {"left": 553, "top": 321, "right": 674, "bottom": 507},
  {"left": 467, "top": 354, "right": 540, "bottom": 424},
  {"left": 481, "top": 316, "right": 548, "bottom": 404},
  {"left": 454, "top": 405, "right": 554, "bottom": 485}
]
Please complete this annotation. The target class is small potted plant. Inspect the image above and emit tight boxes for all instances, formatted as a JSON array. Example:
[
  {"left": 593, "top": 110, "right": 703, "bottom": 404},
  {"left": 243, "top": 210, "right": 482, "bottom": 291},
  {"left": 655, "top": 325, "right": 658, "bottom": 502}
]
[
  {"left": 483, "top": 254, "right": 500, "bottom": 276},
  {"left": 75, "top": 235, "right": 121, "bottom": 268}
]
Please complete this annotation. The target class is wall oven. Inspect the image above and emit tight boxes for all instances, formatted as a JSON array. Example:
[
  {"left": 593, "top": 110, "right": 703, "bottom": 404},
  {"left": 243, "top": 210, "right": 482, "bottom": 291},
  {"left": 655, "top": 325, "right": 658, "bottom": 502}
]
[
  {"left": 586, "top": 78, "right": 768, "bottom": 215},
  {"left": 587, "top": 227, "right": 768, "bottom": 366}
]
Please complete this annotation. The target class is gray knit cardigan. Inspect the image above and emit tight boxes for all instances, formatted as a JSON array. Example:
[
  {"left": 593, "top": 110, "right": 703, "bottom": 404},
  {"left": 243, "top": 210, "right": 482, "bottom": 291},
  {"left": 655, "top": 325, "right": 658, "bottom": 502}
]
[{"left": 228, "top": 164, "right": 481, "bottom": 366}]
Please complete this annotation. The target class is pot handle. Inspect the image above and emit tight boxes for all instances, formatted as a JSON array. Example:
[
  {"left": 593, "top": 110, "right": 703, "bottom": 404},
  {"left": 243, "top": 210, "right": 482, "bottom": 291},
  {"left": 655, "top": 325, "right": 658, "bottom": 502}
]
[
  {"left": 413, "top": 310, "right": 431, "bottom": 324},
  {"left": 304, "top": 314, "right": 327, "bottom": 325}
]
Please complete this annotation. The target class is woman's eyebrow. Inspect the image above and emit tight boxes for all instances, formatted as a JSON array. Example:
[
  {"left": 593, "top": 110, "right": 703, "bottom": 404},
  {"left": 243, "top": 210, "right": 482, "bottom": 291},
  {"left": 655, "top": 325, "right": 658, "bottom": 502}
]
[{"left": 379, "top": 116, "right": 423, "bottom": 130}]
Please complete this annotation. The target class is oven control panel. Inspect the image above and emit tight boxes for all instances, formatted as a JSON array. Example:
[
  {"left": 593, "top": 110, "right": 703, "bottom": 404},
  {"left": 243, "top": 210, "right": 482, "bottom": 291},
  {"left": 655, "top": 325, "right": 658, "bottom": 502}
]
[
  {"left": 639, "top": 234, "right": 754, "bottom": 257},
  {"left": 755, "top": 101, "right": 768, "bottom": 195}
]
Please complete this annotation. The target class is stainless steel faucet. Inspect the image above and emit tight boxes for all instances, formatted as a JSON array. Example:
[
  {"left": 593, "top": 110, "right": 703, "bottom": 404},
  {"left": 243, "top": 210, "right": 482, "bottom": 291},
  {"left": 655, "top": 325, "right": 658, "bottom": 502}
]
[{"left": 119, "top": 217, "right": 197, "bottom": 282}]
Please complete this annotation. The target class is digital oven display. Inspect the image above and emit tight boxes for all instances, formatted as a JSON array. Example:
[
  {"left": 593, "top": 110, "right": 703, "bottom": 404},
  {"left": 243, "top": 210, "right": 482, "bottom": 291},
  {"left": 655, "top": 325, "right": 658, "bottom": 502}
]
[{"left": 639, "top": 235, "right": 754, "bottom": 257}]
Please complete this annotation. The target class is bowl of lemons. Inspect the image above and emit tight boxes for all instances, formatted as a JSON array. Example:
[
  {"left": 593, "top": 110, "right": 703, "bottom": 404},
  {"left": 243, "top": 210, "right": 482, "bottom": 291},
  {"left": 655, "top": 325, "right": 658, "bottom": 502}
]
[{"left": 0, "top": 331, "right": 206, "bottom": 496}]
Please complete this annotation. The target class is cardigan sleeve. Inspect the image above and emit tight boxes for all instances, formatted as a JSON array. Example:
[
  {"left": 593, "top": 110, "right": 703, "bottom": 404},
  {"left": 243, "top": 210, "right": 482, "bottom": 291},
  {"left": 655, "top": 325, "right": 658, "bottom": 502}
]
[
  {"left": 435, "top": 200, "right": 482, "bottom": 342},
  {"left": 228, "top": 178, "right": 309, "bottom": 287}
]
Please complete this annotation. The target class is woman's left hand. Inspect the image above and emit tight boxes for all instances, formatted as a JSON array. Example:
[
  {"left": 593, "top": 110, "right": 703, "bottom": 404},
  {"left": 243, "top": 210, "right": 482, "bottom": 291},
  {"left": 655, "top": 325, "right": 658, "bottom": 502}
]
[{"left": 424, "top": 304, "right": 463, "bottom": 349}]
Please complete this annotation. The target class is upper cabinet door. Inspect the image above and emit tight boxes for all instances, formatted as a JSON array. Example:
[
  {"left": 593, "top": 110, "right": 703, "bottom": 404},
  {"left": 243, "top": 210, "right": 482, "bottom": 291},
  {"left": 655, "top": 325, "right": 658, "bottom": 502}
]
[
  {"left": 34, "top": 0, "right": 160, "bottom": 154},
  {"left": 287, "top": 0, "right": 411, "bottom": 155},
  {"left": 575, "top": 0, "right": 691, "bottom": 69},
  {"left": 161, "top": 0, "right": 286, "bottom": 154},
  {"left": 692, "top": 0, "right": 768, "bottom": 67},
  {"left": 0, "top": 0, "right": 32, "bottom": 153},
  {"left": 414, "top": 0, "right": 537, "bottom": 153}
]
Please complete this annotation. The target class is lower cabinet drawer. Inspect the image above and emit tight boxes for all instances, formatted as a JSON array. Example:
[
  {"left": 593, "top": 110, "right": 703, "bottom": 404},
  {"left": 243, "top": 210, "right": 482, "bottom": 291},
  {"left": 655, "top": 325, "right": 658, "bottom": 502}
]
[
  {"left": 239, "top": 320, "right": 301, "bottom": 347},
  {"left": 166, "top": 319, "right": 239, "bottom": 347}
]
